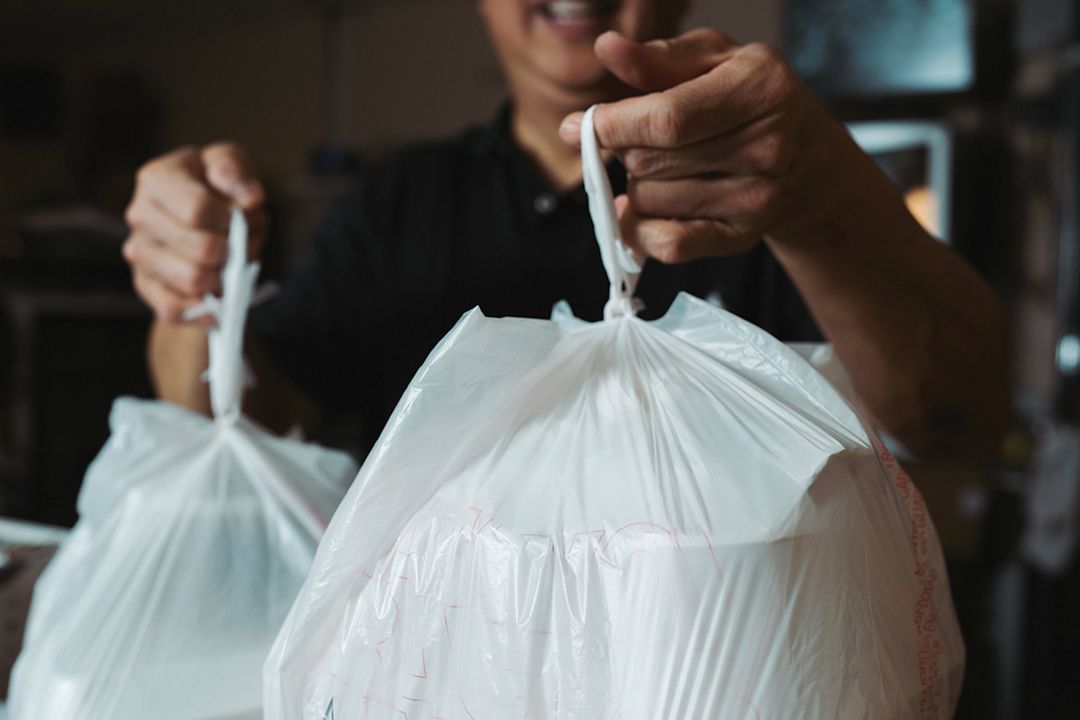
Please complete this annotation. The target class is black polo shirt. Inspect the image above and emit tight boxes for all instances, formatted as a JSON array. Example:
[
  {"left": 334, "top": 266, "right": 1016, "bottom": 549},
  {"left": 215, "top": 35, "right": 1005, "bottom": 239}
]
[{"left": 250, "top": 106, "right": 820, "bottom": 443}]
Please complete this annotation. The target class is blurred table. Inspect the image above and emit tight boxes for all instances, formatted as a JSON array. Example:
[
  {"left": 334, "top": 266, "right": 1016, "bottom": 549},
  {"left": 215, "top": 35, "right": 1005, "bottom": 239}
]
[
  {"left": 0, "top": 517, "right": 66, "bottom": 702},
  {"left": 0, "top": 254, "right": 151, "bottom": 524}
]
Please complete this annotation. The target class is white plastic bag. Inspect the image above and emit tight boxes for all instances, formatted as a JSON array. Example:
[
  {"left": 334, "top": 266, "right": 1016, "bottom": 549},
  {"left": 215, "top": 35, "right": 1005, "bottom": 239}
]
[
  {"left": 9, "top": 211, "right": 356, "bottom": 720},
  {"left": 265, "top": 106, "right": 964, "bottom": 719}
]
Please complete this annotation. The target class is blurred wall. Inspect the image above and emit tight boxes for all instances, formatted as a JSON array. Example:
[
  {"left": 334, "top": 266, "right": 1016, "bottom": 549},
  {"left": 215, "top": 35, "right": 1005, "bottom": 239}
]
[{"left": 1, "top": 1, "right": 784, "bottom": 187}]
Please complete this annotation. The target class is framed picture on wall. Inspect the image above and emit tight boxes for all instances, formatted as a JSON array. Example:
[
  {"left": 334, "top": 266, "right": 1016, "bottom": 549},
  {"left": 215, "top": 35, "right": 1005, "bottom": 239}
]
[{"left": 786, "top": 0, "right": 975, "bottom": 99}]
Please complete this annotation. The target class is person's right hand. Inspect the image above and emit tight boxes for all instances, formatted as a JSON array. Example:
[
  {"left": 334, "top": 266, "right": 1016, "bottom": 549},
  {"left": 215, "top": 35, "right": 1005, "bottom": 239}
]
[{"left": 123, "top": 142, "right": 267, "bottom": 323}]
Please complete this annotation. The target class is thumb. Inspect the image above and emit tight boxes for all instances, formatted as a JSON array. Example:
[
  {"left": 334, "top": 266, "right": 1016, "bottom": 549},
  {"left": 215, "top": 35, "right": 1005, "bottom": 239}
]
[
  {"left": 201, "top": 142, "right": 265, "bottom": 211},
  {"left": 595, "top": 28, "right": 738, "bottom": 92}
]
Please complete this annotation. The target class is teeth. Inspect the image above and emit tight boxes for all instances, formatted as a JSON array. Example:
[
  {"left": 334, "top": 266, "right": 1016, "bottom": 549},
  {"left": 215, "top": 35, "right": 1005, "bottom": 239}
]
[{"left": 546, "top": 0, "right": 603, "bottom": 21}]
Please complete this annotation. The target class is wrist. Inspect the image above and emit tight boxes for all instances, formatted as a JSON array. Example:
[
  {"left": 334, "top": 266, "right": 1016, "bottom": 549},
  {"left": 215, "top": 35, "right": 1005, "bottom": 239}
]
[
  {"left": 766, "top": 104, "right": 909, "bottom": 251},
  {"left": 149, "top": 318, "right": 211, "bottom": 414}
]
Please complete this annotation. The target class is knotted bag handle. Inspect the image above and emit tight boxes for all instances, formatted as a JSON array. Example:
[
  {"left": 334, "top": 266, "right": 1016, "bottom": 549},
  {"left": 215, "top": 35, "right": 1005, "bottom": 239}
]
[{"left": 581, "top": 104, "right": 644, "bottom": 320}]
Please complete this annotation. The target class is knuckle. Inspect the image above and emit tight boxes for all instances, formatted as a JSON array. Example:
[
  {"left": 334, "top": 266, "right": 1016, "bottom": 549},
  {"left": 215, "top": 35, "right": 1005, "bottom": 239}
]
[
  {"left": 121, "top": 236, "right": 139, "bottom": 264},
  {"left": 670, "top": 232, "right": 691, "bottom": 261},
  {"left": 192, "top": 232, "right": 223, "bottom": 265},
  {"left": 648, "top": 37, "right": 674, "bottom": 53},
  {"left": 773, "top": 65, "right": 798, "bottom": 98},
  {"left": 652, "top": 99, "right": 687, "bottom": 148},
  {"left": 762, "top": 182, "right": 783, "bottom": 213},
  {"left": 172, "top": 144, "right": 200, "bottom": 161},
  {"left": 623, "top": 149, "right": 657, "bottom": 177},
  {"left": 691, "top": 191, "right": 716, "bottom": 218},
  {"left": 626, "top": 181, "right": 656, "bottom": 213},
  {"left": 746, "top": 181, "right": 782, "bottom": 217},
  {"left": 206, "top": 139, "right": 240, "bottom": 155},
  {"left": 754, "top": 135, "right": 786, "bottom": 172},
  {"left": 204, "top": 140, "right": 247, "bottom": 171},
  {"left": 688, "top": 27, "right": 729, "bottom": 48},
  {"left": 179, "top": 189, "right": 213, "bottom": 227},
  {"left": 654, "top": 230, "right": 688, "bottom": 264},
  {"left": 762, "top": 58, "right": 798, "bottom": 101},
  {"left": 773, "top": 136, "right": 795, "bottom": 172},
  {"left": 744, "top": 42, "right": 780, "bottom": 65},
  {"left": 135, "top": 161, "right": 158, "bottom": 188},
  {"left": 178, "top": 264, "right": 204, "bottom": 295},
  {"left": 123, "top": 201, "right": 141, "bottom": 228},
  {"left": 665, "top": 235, "right": 691, "bottom": 263},
  {"left": 138, "top": 145, "right": 193, "bottom": 184}
]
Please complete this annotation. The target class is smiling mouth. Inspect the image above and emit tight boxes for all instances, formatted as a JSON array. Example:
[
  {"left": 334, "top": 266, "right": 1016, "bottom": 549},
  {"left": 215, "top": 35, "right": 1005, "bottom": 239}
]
[{"left": 536, "top": 0, "right": 619, "bottom": 23}]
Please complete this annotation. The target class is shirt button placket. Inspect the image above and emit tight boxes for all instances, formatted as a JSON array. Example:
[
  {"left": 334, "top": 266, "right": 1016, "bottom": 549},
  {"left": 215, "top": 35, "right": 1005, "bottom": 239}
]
[{"left": 533, "top": 192, "right": 558, "bottom": 216}]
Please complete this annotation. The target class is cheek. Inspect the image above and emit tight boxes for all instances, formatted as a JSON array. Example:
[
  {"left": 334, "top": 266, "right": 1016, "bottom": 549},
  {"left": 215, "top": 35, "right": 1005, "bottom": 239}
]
[
  {"left": 538, "top": 45, "right": 610, "bottom": 86},
  {"left": 478, "top": 0, "right": 530, "bottom": 52}
]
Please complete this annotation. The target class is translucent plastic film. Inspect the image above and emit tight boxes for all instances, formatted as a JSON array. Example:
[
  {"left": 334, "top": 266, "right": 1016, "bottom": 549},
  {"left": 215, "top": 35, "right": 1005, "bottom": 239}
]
[
  {"left": 9, "top": 212, "right": 356, "bottom": 720},
  {"left": 263, "top": 106, "right": 964, "bottom": 719}
]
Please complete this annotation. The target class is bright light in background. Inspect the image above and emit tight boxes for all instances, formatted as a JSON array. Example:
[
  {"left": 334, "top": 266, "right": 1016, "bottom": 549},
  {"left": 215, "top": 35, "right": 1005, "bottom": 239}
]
[
  {"left": 1059, "top": 334, "right": 1080, "bottom": 376},
  {"left": 848, "top": 121, "right": 953, "bottom": 243}
]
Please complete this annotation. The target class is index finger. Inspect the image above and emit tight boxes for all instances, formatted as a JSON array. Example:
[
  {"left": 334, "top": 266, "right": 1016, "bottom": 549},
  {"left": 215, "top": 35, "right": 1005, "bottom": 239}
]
[{"left": 565, "top": 45, "right": 793, "bottom": 150}]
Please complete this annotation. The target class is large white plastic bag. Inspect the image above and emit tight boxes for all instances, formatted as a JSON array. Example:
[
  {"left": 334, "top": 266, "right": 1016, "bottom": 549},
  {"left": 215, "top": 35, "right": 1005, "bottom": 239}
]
[
  {"left": 265, "top": 107, "right": 963, "bottom": 719},
  {"left": 9, "top": 212, "right": 356, "bottom": 720}
]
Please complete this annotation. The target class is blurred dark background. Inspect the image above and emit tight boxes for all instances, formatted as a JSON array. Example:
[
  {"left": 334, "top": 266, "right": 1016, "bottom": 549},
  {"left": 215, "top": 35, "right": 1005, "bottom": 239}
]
[{"left": 0, "top": 0, "right": 1079, "bottom": 717}]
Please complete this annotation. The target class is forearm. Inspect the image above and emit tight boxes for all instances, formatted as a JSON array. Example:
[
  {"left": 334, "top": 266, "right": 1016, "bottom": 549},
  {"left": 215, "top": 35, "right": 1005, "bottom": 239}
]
[
  {"left": 148, "top": 319, "right": 321, "bottom": 433},
  {"left": 148, "top": 319, "right": 212, "bottom": 415},
  {"left": 767, "top": 119, "right": 1009, "bottom": 462}
]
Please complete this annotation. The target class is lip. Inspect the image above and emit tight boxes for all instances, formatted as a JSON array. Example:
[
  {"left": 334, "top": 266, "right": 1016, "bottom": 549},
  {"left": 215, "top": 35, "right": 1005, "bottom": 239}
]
[{"left": 532, "top": 0, "right": 620, "bottom": 41}]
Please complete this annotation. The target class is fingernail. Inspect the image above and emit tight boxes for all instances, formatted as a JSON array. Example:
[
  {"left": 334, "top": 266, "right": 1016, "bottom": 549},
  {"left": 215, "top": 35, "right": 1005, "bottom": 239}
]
[{"left": 560, "top": 116, "right": 581, "bottom": 137}]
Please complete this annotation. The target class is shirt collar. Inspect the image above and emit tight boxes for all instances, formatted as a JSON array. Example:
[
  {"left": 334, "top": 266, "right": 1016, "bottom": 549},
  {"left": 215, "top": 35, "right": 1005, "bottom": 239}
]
[{"left": 470, "top": 101, "right": 626, "bottom": 215}]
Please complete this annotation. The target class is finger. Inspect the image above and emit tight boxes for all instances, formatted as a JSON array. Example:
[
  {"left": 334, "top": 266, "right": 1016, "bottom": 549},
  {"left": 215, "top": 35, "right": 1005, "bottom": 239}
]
[
  {"left": 124, "top": 231, "right": 222, "bottom": 298},
  {"left": 127, "top": 192, "right": 266, "bottom": 266},
  {"left": 595, "top": 28, "right": 737, "bottom": 92},
  {"left": 620, "top": 114, "right": 794, "bottom": 180},
  {"left": 562, "top": 44, "right": 797, "bottom": 150},
  {"left": 613, "top": 193, "right": 645, "bottom": 255},
  {"left": 617, "top": 196, "right": 753, "bottom": 263},
  {"left": 135, "top": 147, "right": 233, "bottom": 233},
  {"left": 626, "top": 175, "right": 782, "bottom": 230},
  {"left": 202, "top": 142, "right": 265, "bottom": 210},
  {"left": 126, "top": 195, "right": 228, "bottom": 266},
  {"left": 132, "top": 269, "right": 211, "bottom": 324},
  {"left": 561, "top": 27, "right": 733, "bottom": 146}
]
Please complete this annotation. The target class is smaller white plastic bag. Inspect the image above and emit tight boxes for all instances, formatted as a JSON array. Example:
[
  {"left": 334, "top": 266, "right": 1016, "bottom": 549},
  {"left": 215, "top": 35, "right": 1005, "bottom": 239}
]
[{"left": 9, "top": 212, "right": 356, "bottom": 720}]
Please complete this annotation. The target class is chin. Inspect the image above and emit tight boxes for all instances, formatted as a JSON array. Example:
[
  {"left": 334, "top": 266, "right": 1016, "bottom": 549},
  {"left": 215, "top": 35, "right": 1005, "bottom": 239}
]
[
  {"left": 481, "top": 0, "right": 680, "bottom": 105},
  {"left": 540, "top": 53, "right": 616, "bottom": 94}
]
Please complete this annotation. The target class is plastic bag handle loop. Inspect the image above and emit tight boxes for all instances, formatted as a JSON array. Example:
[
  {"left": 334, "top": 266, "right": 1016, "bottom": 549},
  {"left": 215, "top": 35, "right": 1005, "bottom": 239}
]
[
  {"left": 207, "top": 209, "right": 260, "bottom": 421},
  {"left": 581, "top": 104, "right": 644, "bottom": 320}
]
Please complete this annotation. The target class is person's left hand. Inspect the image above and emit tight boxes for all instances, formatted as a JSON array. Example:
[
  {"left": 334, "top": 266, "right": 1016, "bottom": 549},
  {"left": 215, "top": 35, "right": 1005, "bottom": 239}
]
[{"left": 559, "top": 29, "right": 862, "bottom": 263}]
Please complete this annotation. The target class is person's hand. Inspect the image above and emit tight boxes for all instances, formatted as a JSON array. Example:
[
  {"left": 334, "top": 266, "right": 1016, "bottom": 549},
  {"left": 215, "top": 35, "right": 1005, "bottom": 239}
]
[
  {"left": 123, "top": 143, "right": 267, "bottom": 323},
  {"left": 559, "top": 29, "right": 862, "bottom": 263}
]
